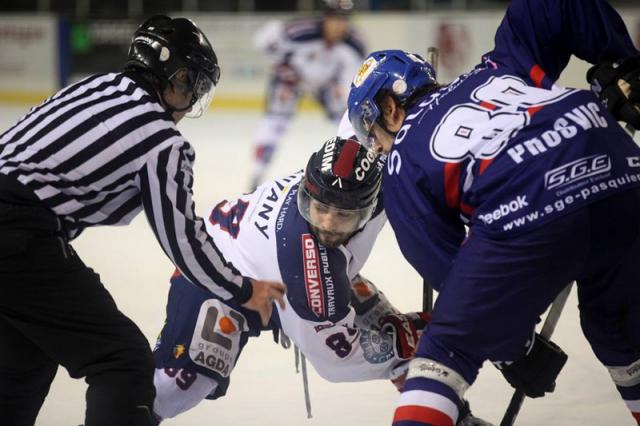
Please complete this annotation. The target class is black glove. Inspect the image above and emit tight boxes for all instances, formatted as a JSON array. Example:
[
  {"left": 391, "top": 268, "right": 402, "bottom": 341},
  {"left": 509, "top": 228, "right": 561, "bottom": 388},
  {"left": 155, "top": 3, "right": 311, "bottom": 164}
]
[
  {"left": 456, "top": 399, "right": 494, "bottom": 426},
  {"left": 497, "top": 333, "right": 568, "bottom": 398},
  {"left": 587, "top": 57, "right": 640, "bottom": 129}
]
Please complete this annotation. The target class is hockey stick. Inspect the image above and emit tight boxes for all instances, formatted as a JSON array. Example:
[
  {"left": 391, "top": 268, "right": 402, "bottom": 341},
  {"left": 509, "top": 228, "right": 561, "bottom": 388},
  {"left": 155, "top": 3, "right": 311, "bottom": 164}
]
[
  {"left": 499, "top": 282, "right": 573, "bottom": 426},
  {"left": 427, "top": 47, "right": 439, "bottom": 76},
  {"left": 625, "top": 122, "right": 637, "bottom": 139},
  {"left": 422, "top": 46, "right": 440, "bottom": 312},
  {"left": 291, "top": 345, "right": 313, "bottom": 418}
]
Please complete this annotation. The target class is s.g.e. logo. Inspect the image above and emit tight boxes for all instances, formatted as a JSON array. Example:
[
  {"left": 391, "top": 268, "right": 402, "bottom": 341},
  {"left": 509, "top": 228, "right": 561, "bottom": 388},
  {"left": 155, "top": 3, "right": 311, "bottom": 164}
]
[{"left": 544, "top": 154, "right": 611, "bottom": 190}]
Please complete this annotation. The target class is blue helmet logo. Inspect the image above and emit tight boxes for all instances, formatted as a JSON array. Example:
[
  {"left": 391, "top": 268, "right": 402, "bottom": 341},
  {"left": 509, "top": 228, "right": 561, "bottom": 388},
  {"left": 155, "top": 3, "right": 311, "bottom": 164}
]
[{"left": 347, "top": 50, "right": 436, "bottom": 145}]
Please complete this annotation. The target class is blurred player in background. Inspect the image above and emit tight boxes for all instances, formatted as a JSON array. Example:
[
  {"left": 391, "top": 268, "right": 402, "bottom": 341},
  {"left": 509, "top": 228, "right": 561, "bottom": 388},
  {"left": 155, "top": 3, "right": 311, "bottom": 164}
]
[
  {"left": 248, "top": 0, "right": 366, "bottom": 190},
  {"left": 347, "top": 0, "right": 640, "bottom": 424},
  {"left": 0, "top": 15, "right": 284, "bottom": 426},
  {"left": 151, "top": 136, "right": 490, "bottom": 425}
]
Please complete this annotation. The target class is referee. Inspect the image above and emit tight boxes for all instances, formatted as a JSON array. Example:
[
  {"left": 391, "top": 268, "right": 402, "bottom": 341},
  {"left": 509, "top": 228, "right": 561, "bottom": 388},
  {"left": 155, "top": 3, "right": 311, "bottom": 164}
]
[{"left": 0, "top": 16, "right": 285, "bottom": 426}]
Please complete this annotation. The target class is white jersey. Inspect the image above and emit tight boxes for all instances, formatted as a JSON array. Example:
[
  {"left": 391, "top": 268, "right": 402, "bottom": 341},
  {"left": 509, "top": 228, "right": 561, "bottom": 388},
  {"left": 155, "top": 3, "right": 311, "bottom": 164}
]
[
  {"left": 254, "top": 18, "right": 365, "bottom": 95},
  {"left": 203, "top": 171, "right": 403, "bottom": 382}
]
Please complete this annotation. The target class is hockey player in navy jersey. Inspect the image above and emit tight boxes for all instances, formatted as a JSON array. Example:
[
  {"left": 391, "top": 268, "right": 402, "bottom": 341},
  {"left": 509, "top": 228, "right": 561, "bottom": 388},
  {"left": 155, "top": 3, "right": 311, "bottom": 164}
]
[
  {"left": 150, "top": 137, "right": 490, "bottom": 425},
  {"left": 248, "top": 0, "right": 366, "bottom": 190},
  {"left": 346, "top": 0, "right": 640, "bottom": 425}
]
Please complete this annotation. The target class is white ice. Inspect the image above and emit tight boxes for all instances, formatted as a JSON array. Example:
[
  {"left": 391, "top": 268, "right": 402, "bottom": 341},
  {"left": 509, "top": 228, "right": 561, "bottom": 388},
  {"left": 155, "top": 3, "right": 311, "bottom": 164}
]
[{"left": 0, "top": 105, "right": 634, "bottom": 425}]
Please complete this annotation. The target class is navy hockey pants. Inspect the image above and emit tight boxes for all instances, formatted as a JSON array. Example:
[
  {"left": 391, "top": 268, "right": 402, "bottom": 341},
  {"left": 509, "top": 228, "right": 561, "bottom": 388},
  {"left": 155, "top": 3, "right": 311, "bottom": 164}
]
[
  {"left": 417, "top": 188, "right": 640, "bottom": 416},
  {"left": 0, "top": 197, "right": 155, "bottom": 425}
]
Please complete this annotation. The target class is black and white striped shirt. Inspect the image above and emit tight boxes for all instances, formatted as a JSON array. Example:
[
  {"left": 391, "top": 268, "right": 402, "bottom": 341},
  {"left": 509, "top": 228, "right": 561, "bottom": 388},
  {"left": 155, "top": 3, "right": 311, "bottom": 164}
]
[{"left": 0, "top": 71, "right": 251, "bottom": 302}]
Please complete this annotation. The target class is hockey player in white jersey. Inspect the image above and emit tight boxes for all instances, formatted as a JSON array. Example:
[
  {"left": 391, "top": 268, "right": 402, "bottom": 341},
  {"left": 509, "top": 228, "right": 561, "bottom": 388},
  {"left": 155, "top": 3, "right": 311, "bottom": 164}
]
[
  {"left": 150, "top": 136, "right": 489, "bottom": 425},
  {"left": 152, "top": 137, "right": 412, "bottom": 420},
  {"left": 248, "top": 0, "right": 366, "bottom": 190}
]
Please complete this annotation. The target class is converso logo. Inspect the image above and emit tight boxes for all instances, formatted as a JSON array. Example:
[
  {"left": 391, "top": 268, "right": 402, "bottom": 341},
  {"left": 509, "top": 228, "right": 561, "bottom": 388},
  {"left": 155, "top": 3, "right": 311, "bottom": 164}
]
[
  {"left": 544, "top": 154, "right": 611, "bottom": 190},
  {"left": 302, "top": 234, "right": 325, "bottom": 317}
]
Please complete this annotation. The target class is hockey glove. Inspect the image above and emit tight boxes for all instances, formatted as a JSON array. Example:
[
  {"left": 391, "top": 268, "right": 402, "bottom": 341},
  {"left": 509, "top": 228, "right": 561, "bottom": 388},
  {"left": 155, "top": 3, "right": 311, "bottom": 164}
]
[
  {"left": 457, "top": 399, "right": 494, "bottom": 426},
  {"left": 587, "top": 58, "right": 640, "bottom": 129},
  {"left": 379, "top": 312, "right": 431, "bottom": 361},
  {"left": 496, "top": 333, "right": 568, "bottom": 398}
]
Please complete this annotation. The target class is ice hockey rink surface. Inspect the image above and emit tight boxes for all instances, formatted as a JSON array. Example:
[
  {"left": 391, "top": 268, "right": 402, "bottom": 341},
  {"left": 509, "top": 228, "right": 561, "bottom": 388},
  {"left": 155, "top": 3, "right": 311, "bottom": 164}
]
[{"left": 0, "top": 105, "right": 634, "bottom": 425}]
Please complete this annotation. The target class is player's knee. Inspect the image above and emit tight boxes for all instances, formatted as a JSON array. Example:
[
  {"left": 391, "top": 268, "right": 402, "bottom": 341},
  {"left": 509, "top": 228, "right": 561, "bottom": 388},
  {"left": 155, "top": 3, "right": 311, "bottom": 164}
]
[
  {"left": 153, "top": 384, "right": 190, "bottom": 420},
  {"left": 153, "top": 382, "right": 183, "bottom": 420},
  {"left": 153, "top": 368, "right": 217, "bottom": 420}
]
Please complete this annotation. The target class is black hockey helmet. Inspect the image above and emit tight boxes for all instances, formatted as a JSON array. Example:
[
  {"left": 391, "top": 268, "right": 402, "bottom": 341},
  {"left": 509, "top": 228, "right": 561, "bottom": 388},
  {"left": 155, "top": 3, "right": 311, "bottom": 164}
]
[
  {"left": 125, "top": 15, "right": 221, "bottom": 117},
  {"left": 298, "top": 137, "right": 383, "bottom": 237}
]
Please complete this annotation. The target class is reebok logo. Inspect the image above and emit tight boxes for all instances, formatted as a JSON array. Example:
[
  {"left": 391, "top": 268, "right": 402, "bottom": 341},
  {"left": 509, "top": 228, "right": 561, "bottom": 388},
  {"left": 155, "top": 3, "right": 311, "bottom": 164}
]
[{"left": 478, "top": 195, "right": 529, "bottom": 224}]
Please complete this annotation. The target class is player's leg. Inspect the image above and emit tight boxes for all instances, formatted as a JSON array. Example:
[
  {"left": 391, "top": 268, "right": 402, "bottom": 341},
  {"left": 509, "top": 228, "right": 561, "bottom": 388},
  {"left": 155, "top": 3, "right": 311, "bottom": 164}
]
[
  {"left": 0, "top": 235, "right": 155, "bottom": 426},
  {"left": 152, "top": 368, "right": 218, "bottom": 423},
  {"left": 152, "top": 273, "right": 262, "bottom": 422},
  {"left": 576, "top": 189, "right": 640, "bottom": 424},
  {"left": 393, "top": 211, "right": 590, "bottom": 426},
  {"left": 250, "top": 76, "right": 300, "bottom": 190}
]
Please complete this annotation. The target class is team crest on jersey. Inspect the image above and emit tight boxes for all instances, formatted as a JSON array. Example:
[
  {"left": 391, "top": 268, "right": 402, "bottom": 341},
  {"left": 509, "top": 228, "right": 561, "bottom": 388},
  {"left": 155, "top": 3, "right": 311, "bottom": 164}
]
[
  {"left": 301, "top": 234, "right": 326, "bottom": 317},
  {"left": 353, "top": 57, "right": 378, "bottom": 88},
  {"left": 360, "top": 329, "right": 395, "bottom": 363}
]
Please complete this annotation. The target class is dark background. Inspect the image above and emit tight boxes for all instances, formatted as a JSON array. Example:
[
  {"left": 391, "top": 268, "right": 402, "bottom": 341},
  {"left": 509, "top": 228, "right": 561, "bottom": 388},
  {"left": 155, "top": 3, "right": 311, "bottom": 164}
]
[{"left": 1, "top": 0, "right": 637, "bottom": 17}]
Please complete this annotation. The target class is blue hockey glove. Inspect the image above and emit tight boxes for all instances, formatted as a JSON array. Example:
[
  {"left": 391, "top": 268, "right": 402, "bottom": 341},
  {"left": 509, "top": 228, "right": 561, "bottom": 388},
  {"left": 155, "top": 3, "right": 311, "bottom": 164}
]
[
  {"left": 496, "top": 333, "right": 567, "bottom": 398},
  {"left": 587, "top": 58, "right": 640, "bottom": 129}
]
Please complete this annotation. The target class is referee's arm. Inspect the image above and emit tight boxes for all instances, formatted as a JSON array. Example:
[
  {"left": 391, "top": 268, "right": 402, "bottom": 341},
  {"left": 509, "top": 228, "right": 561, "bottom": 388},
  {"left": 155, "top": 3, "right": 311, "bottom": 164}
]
[{"left": 138, "top": 140, "right": 253, "bottom": 303}]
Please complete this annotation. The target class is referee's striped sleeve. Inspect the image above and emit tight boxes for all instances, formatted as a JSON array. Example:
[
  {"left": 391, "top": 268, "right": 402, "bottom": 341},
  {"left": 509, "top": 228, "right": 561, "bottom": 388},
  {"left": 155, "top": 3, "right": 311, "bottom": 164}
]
[{"left": 138, "top": 140, "right": 252, "bottom": 303}]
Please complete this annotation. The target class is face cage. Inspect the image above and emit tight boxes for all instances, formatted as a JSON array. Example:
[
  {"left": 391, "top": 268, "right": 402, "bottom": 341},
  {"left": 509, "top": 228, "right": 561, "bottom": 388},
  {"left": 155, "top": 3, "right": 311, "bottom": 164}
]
[
  {"left": 185, "top": 71, "right": 216, "bottom": 118},
  {"left": 349, "top": 97, "right": 380, "bottom": 148},
  {"left": 297, "top": 184, "right": 377, "bottom": 235}
]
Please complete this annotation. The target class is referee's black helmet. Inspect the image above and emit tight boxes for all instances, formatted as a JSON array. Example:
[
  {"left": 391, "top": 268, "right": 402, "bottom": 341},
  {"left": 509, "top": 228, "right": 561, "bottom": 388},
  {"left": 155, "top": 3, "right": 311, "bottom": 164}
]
[{"left": 126, "top": 15, "right": 220, "bottom": 116}]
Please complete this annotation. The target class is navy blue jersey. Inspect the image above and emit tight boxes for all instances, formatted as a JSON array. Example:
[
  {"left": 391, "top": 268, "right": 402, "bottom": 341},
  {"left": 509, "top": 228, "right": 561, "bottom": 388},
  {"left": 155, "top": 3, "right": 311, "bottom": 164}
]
[{"left": 383, "top": 0, "right": 640, "bottom": 291}]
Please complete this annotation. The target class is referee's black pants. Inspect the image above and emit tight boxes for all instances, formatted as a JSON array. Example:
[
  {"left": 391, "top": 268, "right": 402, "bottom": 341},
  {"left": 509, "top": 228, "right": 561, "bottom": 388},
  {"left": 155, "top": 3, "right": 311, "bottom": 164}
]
[{"left": 0, "top": 202, "right": 155, "bottom": 425}]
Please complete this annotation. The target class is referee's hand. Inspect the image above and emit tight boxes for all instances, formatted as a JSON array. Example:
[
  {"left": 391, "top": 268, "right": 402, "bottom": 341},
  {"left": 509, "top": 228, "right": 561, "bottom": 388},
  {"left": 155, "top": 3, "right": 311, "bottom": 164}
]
[{"left": 243, "top": 279, "right": 287, "bottom": 326}]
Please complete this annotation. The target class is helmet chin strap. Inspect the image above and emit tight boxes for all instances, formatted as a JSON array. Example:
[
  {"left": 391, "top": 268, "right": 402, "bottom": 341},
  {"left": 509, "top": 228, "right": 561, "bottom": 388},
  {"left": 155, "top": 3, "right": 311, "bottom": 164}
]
[
  {"left": 376, "top": 115, "right": 398, "bottom": 138},
  {"left": 375, "top": 94, "right": 403, "bottom": 138}
]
